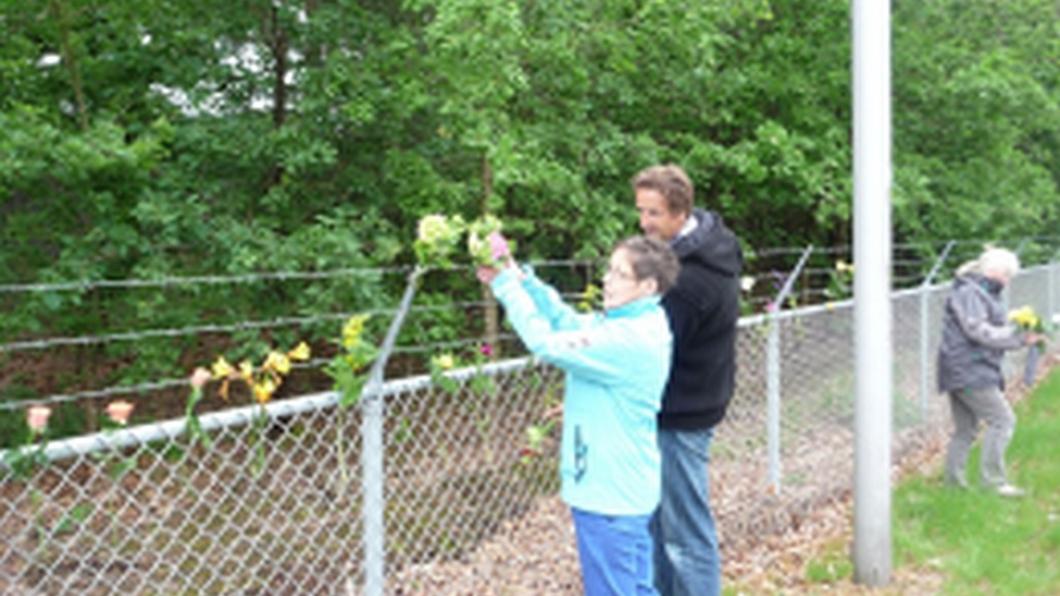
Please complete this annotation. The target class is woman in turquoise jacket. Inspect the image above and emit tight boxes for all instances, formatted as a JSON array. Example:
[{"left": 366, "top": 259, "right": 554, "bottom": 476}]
[{"left": 479, "top": 235, "right": 678, "bottom": 596}]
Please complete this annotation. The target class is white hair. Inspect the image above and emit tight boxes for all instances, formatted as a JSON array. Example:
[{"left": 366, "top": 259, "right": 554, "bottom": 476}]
[{"left": 977, "top": 247, "right": 1020, "bottom": 279}]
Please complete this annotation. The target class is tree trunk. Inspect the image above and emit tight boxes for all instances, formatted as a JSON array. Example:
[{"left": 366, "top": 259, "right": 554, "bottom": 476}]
[
  {"left": 49, "top": 0, "right": 89, "bottom": 130},
  {"left": 264, "top": 5, "right": 288, "bottom": 189}
]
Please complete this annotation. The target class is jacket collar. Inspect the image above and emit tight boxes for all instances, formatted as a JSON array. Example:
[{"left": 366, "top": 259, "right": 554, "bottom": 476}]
[{"left": 604, "top": 295, "right": 661, "bottom": 319}]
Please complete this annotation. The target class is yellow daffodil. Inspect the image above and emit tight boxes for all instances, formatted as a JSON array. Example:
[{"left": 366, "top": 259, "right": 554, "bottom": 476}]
[
  {"left": 252, "top": 378, "right": 277, "bottom": 404},
  {"left": 431, "top": 353, "right": 456, "bottom": 371},
  {"left": 1008, "top": 306, "right": 1040, "bottom": 330},
  {"left": 287, "top": 341, "right": 311, "bottom": 361},
  {"left": 577, "top": 283, "right": 601, "bottom": 313},
  {"left": 342, "top": 314, "right": 370, "bottom": 349},
  {"left": 211, "top": 356, "right": 234, "bottom": 380},
  {"left": 239, "top": 360, "right": 255, "bottom": 383},
  {"left": 264, "top": 350, "right": 292, "bottom": 375}
]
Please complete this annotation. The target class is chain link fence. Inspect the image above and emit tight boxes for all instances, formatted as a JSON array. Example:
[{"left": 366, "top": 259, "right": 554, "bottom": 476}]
[{"left": 2, "top": 256, "right": 1058, "bottom": 594}]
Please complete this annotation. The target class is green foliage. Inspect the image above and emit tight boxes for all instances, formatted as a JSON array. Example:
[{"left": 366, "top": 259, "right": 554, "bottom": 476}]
[
  {"left": 0, "top": 0, "right": 1057, "bottom": 405},
  {"left": 184, "top": 385, "right": 212, "bottom": 449},
  {"left": 893, "top": 0, "right": 1060, "bottom": 243}
]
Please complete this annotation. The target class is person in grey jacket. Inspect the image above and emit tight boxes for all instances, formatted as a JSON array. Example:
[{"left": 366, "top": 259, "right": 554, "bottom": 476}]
[{"left": 937, "top": 247, "right": 1042, "bottom": 497}]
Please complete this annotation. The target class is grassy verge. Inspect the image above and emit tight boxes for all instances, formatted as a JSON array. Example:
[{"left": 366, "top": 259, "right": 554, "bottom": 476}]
[
  {"left": 729, "top": 367, "right": 1060, "bottom": 595},
  {"left": 893, "top": 367, "right": 1060, "bottom": 594}
]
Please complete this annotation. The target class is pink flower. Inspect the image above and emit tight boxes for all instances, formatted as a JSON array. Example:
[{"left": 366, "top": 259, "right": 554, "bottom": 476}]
[
  {"left": 27, "top": 406, "right": 52, "bottom": 434},
  {"left": 480, "top": 343, "right": 494, "bottom": 357},
  {"left": 106, "top": 400, "right": 135, "bottom": 425},
  {"left": 487, "top": 231, "right": 510, "bottom": 261},
  {"left": 190, "top": 367, "right": 212, "bottom": 389},
  {"left": 765, "top": 301, "right": 778, "bottom": 314}
]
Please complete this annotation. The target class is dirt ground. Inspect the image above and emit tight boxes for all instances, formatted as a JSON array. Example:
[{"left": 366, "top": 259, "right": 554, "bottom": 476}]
[{"left": 389, "top": 365, "right": 1048, "bottom": 596}]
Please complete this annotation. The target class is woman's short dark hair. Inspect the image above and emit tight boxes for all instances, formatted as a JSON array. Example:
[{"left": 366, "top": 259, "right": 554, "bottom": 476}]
[{"left": 615, "top": 236, "right": 680, "bottom": 294}]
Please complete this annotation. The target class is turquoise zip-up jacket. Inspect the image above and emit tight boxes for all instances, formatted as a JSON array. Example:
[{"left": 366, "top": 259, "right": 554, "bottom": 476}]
[{"left": 491, "top": 266, "right": 672, "bottom": 515}]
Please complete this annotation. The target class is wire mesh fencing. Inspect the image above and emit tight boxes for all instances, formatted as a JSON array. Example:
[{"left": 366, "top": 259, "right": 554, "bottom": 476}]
[{"left": 1, "top": 257, "right": 1058, "bottom": 594}]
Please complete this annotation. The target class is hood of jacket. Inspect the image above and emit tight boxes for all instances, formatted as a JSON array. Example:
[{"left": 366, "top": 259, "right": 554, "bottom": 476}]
[
  {"left": 671, "top": 208, "right": 742, "bottom": 278},
  {"left": 954, "top": 272, "right": 1004, "bottom": 298}
]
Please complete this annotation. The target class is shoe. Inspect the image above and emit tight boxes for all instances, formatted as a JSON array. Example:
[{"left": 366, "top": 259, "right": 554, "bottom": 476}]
[{"left": 994, "top": 484, "right": 1026, "bottom": 498}]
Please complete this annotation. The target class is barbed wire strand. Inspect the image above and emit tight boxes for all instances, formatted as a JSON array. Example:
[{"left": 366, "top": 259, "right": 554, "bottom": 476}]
[
  {"left": 0, "top": 266, "right": 413, "bottom": 294},
  {"left": 3, "top": 240, "right": 1057, "bottom": 296},
  {"left": 0, "top": 298, "right": 511, "bottom": 354},
  {"left": 0, "top": 258, "right": 604, "bottom": 296},
  {"left": 0, "top": 334, "right": 526, "bottom": 410}
]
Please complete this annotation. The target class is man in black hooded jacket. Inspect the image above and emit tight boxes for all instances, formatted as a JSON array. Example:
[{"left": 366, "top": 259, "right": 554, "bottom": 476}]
[{"left": 633, "top": 164, "right": 743, "bottom": 596}]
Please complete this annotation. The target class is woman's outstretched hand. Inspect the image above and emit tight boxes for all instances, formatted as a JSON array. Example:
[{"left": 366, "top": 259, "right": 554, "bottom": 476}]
[{"left": 477, "top": 232, "right": 518, "bottom": 285}]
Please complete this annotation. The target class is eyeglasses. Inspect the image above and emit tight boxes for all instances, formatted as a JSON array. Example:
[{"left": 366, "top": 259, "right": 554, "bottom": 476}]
[{"left": 605, "top": 266, "right": 637, "bottom": 281}]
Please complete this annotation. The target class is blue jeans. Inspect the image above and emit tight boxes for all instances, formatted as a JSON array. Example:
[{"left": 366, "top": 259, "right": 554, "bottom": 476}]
[
  {"left": 650, "top": 428, "right": 720, "bottom": 596},
  {"left": 572, "top": 508, "right": 657, "bottom": 596}
]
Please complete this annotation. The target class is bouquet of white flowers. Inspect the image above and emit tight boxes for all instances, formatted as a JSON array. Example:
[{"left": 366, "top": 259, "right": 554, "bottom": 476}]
[{"left": 414, "top": 214, "right": 466, "bottom": 267}]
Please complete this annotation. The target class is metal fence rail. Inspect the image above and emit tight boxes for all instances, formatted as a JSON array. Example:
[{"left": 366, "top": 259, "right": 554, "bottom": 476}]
[{"left": 1, "top": 258, "right": 1057, "bottom": 594}]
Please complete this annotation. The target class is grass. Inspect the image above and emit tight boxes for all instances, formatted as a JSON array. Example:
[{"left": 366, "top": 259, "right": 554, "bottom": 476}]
[
  {"left": 789, "top": 367, "right": 1060, "bottom": 594},
  {"left": 891, "top": 367, "right": 1060, "bottom": 594}
]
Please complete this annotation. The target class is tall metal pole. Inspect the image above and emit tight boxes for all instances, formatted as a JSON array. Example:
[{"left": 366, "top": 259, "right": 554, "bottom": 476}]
[{"left": 852, "top": 0, "right": 892, "bottom": 586}]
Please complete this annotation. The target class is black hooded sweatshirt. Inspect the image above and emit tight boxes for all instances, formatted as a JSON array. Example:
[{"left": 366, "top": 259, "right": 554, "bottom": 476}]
[{"left": 659, "top": 208, "right": 743, "bottom": 430}]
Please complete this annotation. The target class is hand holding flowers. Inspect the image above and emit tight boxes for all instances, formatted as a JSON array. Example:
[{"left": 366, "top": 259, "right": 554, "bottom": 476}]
[
  {"left": 414, "top": 212, "right": 515, "bottom": 270},
  {"left": 467, "top": 215, "right": 514, "bottom": 267},
  {"left": 474, "top": 231, "right": 518, "bottom": 286},
  {"left": 1009, "top": 305, "right": 1053, "bottom": 386}
]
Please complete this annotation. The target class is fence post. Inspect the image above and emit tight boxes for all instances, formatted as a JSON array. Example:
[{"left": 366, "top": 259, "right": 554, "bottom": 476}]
[
  {"left": 360, "top": 266, "right": 423, "bottom": 596},
  {"left": 767, "top": 245, "right": 814, "bottom": 492},
  {"left": 1051, "top": 248, "right": 1059, "bottom": 323},
  {"left": 918, "top": 241, "right": 954, "bottom": 421}
]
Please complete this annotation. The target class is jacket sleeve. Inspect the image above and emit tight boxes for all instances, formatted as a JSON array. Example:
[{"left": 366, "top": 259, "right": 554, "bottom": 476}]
[
  {"left": 519, "top": 266, "right": 586, "bottom": 332},
  {"left": 947, "top": 287, "right": 1024, "bottom": 350},
  {"left": 490, "top": 268, "right": 628, "bottom": 384}
]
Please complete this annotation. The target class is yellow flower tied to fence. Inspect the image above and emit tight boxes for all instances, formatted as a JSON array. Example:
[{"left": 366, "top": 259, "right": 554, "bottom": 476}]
[
  {"left": 185, "top": 342, "right": 311, "bottom": 454},
  {"left": 327, "top": 314, "right": 378, "bottom": 408}
]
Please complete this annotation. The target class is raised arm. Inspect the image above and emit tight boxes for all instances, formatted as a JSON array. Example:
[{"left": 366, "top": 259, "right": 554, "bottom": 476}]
[{"left": 489, "top": 268, "right": 630, "bottom": 383}]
